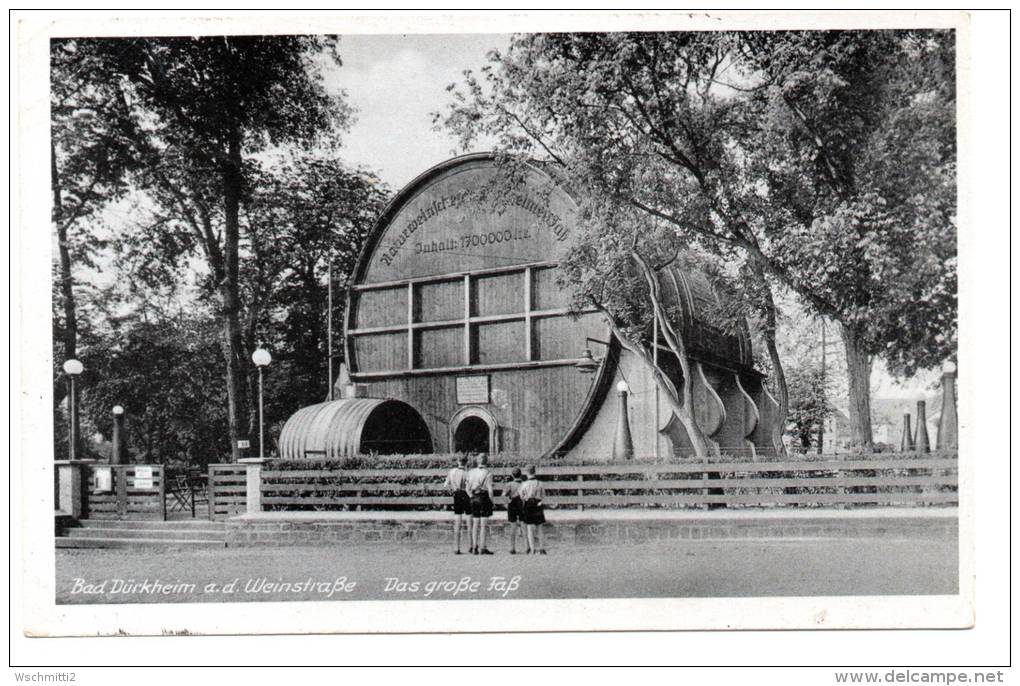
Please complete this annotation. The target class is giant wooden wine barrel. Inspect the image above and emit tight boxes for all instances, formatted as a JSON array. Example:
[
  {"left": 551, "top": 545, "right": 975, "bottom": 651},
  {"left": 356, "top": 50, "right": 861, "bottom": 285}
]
[
  {"left": 279, "top": 153, "right": 776, "bottom": 461},
  {"left": 341, "top": 153, "right": 613, "bottom": 457}
]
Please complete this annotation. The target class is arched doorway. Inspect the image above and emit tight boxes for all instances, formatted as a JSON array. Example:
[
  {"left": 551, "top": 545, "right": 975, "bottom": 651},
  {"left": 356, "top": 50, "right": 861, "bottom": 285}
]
[
  {"left": 450, "top": 407, "right": 499, "bottom": 454},
  {"left": 453, "top": 417, "right": 490, "bottom": 454}
]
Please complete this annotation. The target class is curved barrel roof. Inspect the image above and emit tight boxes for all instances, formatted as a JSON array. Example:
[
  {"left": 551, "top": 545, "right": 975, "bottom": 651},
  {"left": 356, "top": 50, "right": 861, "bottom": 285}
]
[
  {"left": 657, "top": 265, "right": 756, "bottom": 372},
  {"left": 278, "top": 398, "right": 433, "bottom": 460}
]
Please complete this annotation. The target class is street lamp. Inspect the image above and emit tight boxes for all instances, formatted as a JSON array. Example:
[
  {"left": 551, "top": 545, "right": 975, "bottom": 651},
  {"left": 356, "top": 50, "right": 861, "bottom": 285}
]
[
  {"left": 575, "top": 337, "right": 611, "bottom": 373},
  {"left": 62, "top": 359, "right": 84, "bottom": 460},
  {"left": 613, "top": 379, "right": 634, "bottom": 461},
  {"left": 252, "top": 348, "right": 272, "bottom": 459},
  {"left": 111, "top": 405, "right": 125, "bottom": 465}
]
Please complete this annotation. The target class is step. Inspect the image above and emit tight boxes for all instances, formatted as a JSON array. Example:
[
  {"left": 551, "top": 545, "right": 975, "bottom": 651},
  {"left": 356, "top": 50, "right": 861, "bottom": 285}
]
[
  {"left": 55, "top": 512, "right": 76, "bottom": 533},
  {"left": 56, "top": 536, "right": 227, "bottom": 549},
  {"left": 64, "top": 527, "right": 225, "bottom": 541},
  {"left": 78, "top": 518, "right": 225, "bottom": 530}
]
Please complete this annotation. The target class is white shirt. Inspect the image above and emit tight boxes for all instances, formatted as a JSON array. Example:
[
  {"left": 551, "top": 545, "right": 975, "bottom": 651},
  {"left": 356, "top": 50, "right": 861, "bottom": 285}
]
[
  {"left": 444, "top": 467, "right": 468, "bottom": 492},
  {"left": 466, "top": 467, "right": 493, "bottom": 496},
  {"left": 519, "top": 478, "right": 544, "bottom": 501}
]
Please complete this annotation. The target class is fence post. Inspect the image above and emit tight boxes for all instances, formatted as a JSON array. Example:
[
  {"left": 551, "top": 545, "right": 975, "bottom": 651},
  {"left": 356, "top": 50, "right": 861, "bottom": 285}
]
[
  {"left": 239, "top": 458, "right": 265, "bottom": 515},
  {"left": 207, "top": 465, "right": 216, "bottom": 520},
  {"left": 116, "top": 465, "right": 128, "bottom": 517},
  {"left": 55, "top": 460, "right": 93, "bottom": 518},
  {"left": 158, "top": 466, "right": 167, "bottom": 521}
]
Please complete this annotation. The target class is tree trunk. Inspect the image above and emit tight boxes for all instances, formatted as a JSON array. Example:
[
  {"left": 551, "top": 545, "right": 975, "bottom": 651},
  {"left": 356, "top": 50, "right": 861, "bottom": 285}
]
[
  {"left": 841, "top": 325, "right": 874, "bottom": 450},
  {"left": 748, "top": 259, "right": 788, "bottom": 457},
  {"left": 220, "top": 128, "right": 249, "bottom": 462},
  {"left": 603, "top": 313, "right": 711, "bottom": 459},
  {"left": 243, "top": 313, "right": 258, "bottom": 441},
  {"left": 51, "top": 142, "right": 77, "bottom": 371},
  {"left": 630, "top": 252, "right": 717, "bottom": 458}
]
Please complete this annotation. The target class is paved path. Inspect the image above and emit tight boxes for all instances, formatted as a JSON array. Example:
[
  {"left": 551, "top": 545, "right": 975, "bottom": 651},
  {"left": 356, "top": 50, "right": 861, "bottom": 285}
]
[
  {"left": 56, "top": 536, "right": 957, "bottom": 604},
  {"left": 232, "top": 506, "right": 958, "bottom": 523}
]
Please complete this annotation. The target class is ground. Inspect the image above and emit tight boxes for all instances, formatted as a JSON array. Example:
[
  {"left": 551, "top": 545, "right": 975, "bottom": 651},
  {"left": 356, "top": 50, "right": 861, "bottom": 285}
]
[{"left": 55, "top": 536, "right": 958, "bottom": 604}]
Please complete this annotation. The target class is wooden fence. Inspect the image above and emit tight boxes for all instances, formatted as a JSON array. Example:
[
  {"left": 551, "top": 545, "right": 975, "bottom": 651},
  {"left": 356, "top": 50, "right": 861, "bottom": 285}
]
[
  {"left": 208, "top": 454, "right": 958, "bottom": 517},
  {"left": 208, "top": 464, "right": 248, "bottom": 520},
  {"left": 86, "top": 464, "right": 166, "bottom": 520}
]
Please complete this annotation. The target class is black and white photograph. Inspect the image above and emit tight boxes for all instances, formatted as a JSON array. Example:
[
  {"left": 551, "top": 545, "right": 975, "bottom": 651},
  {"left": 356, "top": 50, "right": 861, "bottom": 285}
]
[{"left": 11, "top": 8, "right": 1010, "bottom": 670}]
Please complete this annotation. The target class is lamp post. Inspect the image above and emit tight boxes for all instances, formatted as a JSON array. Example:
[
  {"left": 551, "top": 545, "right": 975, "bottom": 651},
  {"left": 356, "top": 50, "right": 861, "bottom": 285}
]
[
  {"left": 62, "top": 359, "right": 84, "bottom": 460},
  {"left": 252, "top": 348, "right": 272, "bottom": 459},
  {"left": 937, "top": 361, "right": 958, "bottom": 450},
  {"left": 613, "top": 380, "right": 635, "bottom": 461},
  {"left": 111, "top": 405, "right": 125, "bottom": 465}
]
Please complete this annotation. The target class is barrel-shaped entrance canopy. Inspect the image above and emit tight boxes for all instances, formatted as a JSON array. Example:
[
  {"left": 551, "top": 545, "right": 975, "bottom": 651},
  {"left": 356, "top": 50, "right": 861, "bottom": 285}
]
[{"left": 278, "top": 398, "right": 433, "bottom": 460}]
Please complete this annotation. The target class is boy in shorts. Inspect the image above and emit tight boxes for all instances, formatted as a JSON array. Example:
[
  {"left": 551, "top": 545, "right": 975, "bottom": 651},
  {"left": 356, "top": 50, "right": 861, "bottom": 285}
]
[
  {"left": 519, "top": 464, "right": 547, "bottom": 555},
  {"left": 466, "top": 454, "right": 495, "bottom": 555},
  {"left": 504, "top": 467, "right": 525, "bottom": 554},
  {"left": 443, "top": 455, "right": 470, "bottom": 554}
]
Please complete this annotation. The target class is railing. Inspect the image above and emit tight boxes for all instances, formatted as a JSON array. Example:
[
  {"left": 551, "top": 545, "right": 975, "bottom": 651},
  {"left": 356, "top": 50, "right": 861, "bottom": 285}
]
[
  {"left": 85, "top": 464, "right": 166, "bottom": 520},
  {"left": 205, "top": 453, "right": 957, "bottom": 514},
  {"left": 208, "top": 464, "right": 248, "bottom": 520}
]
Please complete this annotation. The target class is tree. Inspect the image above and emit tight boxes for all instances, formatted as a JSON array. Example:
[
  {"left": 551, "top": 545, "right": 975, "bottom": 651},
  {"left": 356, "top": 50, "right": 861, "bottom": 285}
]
[
  {"left": 739, "top": 30, "right": 957, "bottom": 447},
  {"left": 438, "top": 30, "right": 956, "bottom": 450},
  {"left": 240, "top": 152, "right": 390, "bottom": 428},
  {"left": 77, "top": 305, "right": 231, "bottom": 466},
  {"left": 785, "top": 364, "right": 832, "bottom": 450},
  {"left": 50, "top": 40, "right": 139, "bottom": 404},
  {"left": 70, "top": 35, "right": 351, "bottom": 460}
]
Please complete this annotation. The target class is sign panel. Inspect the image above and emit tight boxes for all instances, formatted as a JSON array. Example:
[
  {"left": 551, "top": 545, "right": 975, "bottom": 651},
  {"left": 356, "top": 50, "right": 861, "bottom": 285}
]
[
  {"left": 237, "top": 439, "right": 251, "bottom": 449},
  {"left": 456, "top": 375, "right": 490, "bottom": 405},
  {"left": 133, "top": 466, "right": 154, "bottom": 490},
  {"left": 364, "top": 161, "right": 577, "bottom": 283},
  {"left": 91, "top": 466, "right": 112, "bottom": 493}
]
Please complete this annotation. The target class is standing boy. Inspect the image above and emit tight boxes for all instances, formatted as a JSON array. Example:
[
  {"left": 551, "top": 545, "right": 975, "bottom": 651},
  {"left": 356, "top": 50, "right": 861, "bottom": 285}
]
[
  {"left": 519, "top": 464, "right": 547, "bottom": 555},
  {"left": 504, "top": 467, "right": 525, "bottom": 554},
  {"left": 443, "top": 455, "right": 470, "bottom": 554},
  {"left": 466, "top": 454, "right": 495, "bottom": 555}
]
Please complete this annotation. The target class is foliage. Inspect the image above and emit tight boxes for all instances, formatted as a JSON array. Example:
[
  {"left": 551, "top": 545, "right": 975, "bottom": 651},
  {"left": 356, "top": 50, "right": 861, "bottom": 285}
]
[
  {"left": 741, "top": 31, "right": 957, "bottom": 377},
  {"left": 73, "top": 304, "right": 231, "bottom": 467},
  {"left": 785, "top": 364, "right": 832, "bottom": 449},
  {"left": 50, "top": 40, "right": 144, "bottom": 393},
  {"left": 437, "top": 30, "right": 957, "bottom": 447},
  {"left": 54, "top": 35, "right": 355, "bottom": 460},
  {"left": 242, "top": 152, "right": 390, "bottom": 416},
  {"left": 50, "top": 40, "right": 140, "bottom": 263}
]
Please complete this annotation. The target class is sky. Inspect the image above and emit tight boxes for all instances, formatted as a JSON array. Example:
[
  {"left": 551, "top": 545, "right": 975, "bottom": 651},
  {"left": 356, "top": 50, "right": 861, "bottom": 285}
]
[{"left": 325, "top": 33, "right": 510, "bottom": 189}]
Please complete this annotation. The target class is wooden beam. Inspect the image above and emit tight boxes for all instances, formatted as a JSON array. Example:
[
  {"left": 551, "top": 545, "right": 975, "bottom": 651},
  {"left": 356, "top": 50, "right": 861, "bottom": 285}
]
[
  {"left": 524, "top": 266, "right": 533, "bottom": 361},
  {"left": 349, "top": 357, "right": 590, "bottom": 380},
  {"left": 406, "top": 282, "right": 414, "bottom": 370},
  {"left": 348, "top": 306, "right": 599, "bottom": 337},
  {"left": 463, "top": 274, "right": 471, "bottom": 365},
  {"left": 352, "top": 260, "right": 559, "bottom": 291}
]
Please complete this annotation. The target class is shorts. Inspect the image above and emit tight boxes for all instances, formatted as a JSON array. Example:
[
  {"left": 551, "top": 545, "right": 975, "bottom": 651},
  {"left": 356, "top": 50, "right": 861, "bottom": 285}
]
[
  {"left": 470, "top": 492, "right": 493, "bottom": 518},
  {"left": 523, "top": 498, "right": 546, "bottom": 525},
  {"left": 451, "top": 490, "right": 471, "bottom": 515},
  {"left": 507, "top": 497, "right": 524, "bottom": 523}
]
